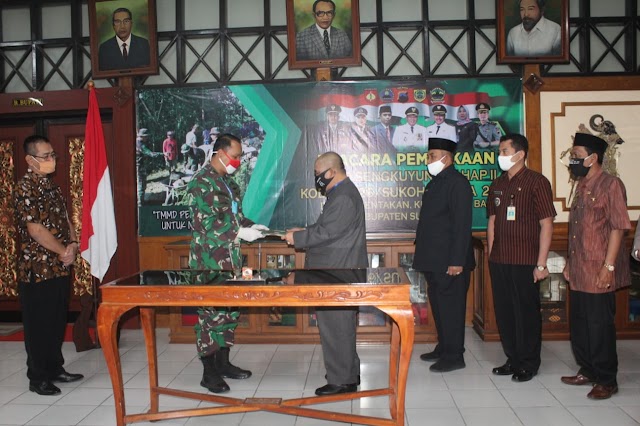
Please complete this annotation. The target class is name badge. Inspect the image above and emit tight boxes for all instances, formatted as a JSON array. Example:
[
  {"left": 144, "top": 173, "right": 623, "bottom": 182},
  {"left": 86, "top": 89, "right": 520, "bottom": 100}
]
[
  {"left": 232, "top": 201, "right": 238, "bottom": 214},
  {"left": 506, "top": 205, "right": 516, "bottom": 221}
]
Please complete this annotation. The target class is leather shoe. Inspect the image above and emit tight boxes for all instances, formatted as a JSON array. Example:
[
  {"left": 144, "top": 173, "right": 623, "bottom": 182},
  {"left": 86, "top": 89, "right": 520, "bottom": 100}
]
[
  {"left": 561, "top": 374, "right": 593, "bottom": 386},
  {"left": 492, "top": 363, "right": 514, "bottom": 376},
  {"left": 29, "top": 381, "right": 61, "bottom": 396},
  {"left": 420, "top": 350, "right": 440, "bottom": 362},
  {"left": 429, "top": 359, "right": 465, "bottom": 373},
  {"left": 53, "top": 371, "right": 84, "bottom": 383},
  {"left": 511, "top": 369, "right": 536, "bottom": 382},
  {"left": 315, "top": 383, "right": 358, "bottom": 396},
  {"left": 587, "top": 384, "right": 618, "bottom": 400},
  {"left": 325, "top": 374, "right": 360, "bottom": 385}
]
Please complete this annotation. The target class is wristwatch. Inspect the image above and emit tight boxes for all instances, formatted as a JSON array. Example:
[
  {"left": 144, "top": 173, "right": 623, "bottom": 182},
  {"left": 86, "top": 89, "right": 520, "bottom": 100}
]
[
  {"left": 604, "top": 263, "right": 615, "bottom": 272},
  {"left": 536, "top": 265, "right": 547, "bottom": 272}
]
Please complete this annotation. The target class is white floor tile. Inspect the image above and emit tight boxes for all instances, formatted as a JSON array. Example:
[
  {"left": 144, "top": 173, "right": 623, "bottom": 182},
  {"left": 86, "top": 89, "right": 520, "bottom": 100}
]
[
  {"left": 514, "top": 406, "right": 582, "bottom": 426},
  {"left": 566, "top": 406, "right": 640, "bottom": 426},
  {"left": 406, "top": 408, "right": 465, "bottom": 426},
  {"left": 450, "top": 389, "right": 509, "bottom": 408},
  {"left": 459, "top": 407, "right": 522, "bottom": 425},
  {"left": 0, "top": 404, "right": 47, "bottom": 425},
  {"left": 25, "top": 404, "right": 95, "bottom": 425},
  {"left": 54, "top": 387, "right": 113, "bottom": 405},
  {"left": 501, "top": 388, "right": 561, "bottom": 407}
]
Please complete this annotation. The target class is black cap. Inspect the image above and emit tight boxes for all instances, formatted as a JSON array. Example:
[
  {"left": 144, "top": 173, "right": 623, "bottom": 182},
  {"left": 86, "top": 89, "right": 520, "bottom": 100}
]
[
  {"left": 573, "top": 132, "right": 608, "bottom": 154},
  {"left": 405, "top": 106, "right": 419, "bottom": 116},
  {"left": 476, "top": 103, "right": 490, "bottom": 112},
  {"left": 379, "top": 105, "right": 392, "bottom": 114},
  {"left": 354, "top": 107, "right": 367, "bottom": 116},
  {"left": 432, "top": 105, "right": 447, "bottom": 115},
  {"left": 326, "top": 104, "right": 342, "bottom": 114},
  {"left": 428, "top": 137, "right": 457, "bottom": 153}
]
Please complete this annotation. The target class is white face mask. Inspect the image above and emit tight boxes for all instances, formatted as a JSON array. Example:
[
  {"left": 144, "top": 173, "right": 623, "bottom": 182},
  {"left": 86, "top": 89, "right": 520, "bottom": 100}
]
[
  {"left": 427, "top": 156, "right": 446, "bottom": 176},
  {"left": 498, "top": 152, "right": 519, "bottom": 171}
]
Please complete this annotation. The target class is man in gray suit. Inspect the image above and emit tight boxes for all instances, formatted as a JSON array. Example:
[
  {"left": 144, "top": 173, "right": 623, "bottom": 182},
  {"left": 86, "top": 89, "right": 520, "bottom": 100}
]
[
  {"left": 284, "top": 152, "right": 367, "bottom": 396},
  {"left": 295, "top": 0, "right": 353, "bottom": 61}
]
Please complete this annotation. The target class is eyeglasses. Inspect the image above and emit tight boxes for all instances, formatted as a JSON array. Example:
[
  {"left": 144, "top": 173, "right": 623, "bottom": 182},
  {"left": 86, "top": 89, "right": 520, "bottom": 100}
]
[
  {"left": 113, "top": 18, "right": 132, "bottom": 26},
  {"left": 315, "top": 10, "right": 334, "bottom": 17},
  {"left": 31, "top": 152, "right": 57, "bottom": 161}
]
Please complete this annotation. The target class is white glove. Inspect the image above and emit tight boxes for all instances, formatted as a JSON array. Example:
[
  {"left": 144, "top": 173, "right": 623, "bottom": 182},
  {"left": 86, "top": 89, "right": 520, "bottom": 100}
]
[
  {"left": 237, "top": 227, "right": 263, "bottom": 242},
  {"left": 251, "top": 224, "right": 269, "bottom": 231}
]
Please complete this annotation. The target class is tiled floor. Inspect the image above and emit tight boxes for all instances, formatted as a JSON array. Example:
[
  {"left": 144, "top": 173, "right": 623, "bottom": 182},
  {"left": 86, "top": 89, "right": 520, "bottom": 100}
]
[{"left": 2, "top": 328, "right": 640, "bottom": 425}]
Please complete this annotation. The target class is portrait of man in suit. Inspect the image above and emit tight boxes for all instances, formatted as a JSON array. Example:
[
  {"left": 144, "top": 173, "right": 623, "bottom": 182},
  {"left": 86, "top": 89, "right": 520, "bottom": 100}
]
[
  {"left": 295, "top": 0, "right": 353, "bottom": 61},
  {"left": 98, "top": 7, "right": 151, "bottom": 71}
]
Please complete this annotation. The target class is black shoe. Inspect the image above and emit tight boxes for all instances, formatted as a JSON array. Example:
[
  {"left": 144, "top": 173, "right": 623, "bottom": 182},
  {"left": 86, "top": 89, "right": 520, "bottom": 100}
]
[
  {"left": 420, "top": 350, "right": 440, "bottom": 362},
  {"left": 325, "top": 374, "right": 361, "bottom": 385},
  {"left": 200, "top": 355, "right": 230, "bottom": 393},
  {"left": 512, "top": 369, "right": 536, "bottom": 382},
  {"left": 315, "top": 383, "right": 358, "bottom": 396},
  {"left": 429, "top": 359, "right": 465, "bottom": 373},
  {"left": 492, "top": 363, "right": 514, "bottom": 376},
  {"left": 53, "top": 371, "right": 84, "bottom": 383},
  {"left": 215, "top": 347, "right": 252, "bottom": 380},
  {"left": 29, "top": 381, "right": 61, "bottom": 396}
]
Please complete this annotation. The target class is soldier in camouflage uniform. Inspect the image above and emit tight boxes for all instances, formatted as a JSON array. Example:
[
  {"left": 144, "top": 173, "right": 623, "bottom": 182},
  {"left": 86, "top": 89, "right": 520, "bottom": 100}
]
[
  {"left": 136, "top": 128, "right": 161, "bottom": 205},
  {"left": 187, "top": 133, "right": 268, "bottom": 393},
  {"left": 474, "top": 103, "right": 502, "bottom": 149}
]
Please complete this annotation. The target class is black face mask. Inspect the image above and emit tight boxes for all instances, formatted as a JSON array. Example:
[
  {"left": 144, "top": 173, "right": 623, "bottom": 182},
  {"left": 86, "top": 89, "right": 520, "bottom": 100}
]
[
  {"left": 314, "top": 168, "right": 333, "bottom": 195},
  {"left": 569, "top": 156, "right": 592, "bottom": 178}
]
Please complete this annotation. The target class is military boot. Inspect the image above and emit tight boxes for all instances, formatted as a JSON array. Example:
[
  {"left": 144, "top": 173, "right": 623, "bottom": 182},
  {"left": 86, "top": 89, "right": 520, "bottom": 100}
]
[
  {"left": 200, "top": 354, "right": 230, "bottom": 393},
  {"left": 215, "top": 347, "right": 252, "bottom": 379}
]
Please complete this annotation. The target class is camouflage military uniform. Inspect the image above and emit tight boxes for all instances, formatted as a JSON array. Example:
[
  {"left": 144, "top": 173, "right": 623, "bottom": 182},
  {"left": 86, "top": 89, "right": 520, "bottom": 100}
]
[
  {"left": 136, "top": 137, "right": 155, "bottom": 205},
  {"left": 187, "top": 163, "right": 253, "bottom": 357}
]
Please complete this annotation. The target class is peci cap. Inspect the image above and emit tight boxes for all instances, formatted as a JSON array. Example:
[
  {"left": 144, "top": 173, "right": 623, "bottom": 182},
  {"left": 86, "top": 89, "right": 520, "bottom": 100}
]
[
  {"left": 137, "top": 128, "right": 149, "bottom": 137},
  {"left": 326, "top": 104, "right": 342, "bottom": 114},
  {"left": 379, "top": 105, "right": 392, "bottom": 115},
  {"left": 476, "top": 103, "right": 490, "bottom": 112},
  {"left": 354, "top": 107, "right": 367, "bottom": 117},
  {"left": 573, "top": 132, "right": 608, "bottom": 155},
  {"left": 405, "top": 106, "right": 419, "bottom": 116},
  {"left": 428, "top": 137, "right": 457, "bottom": 153},
  {"left": 432, "top": 105, "right": 447, "bottom": 115}
]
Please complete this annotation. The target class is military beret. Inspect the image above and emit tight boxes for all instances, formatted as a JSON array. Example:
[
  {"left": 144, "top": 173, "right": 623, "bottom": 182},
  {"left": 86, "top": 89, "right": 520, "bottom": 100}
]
[
  {"left": 354, "top": 107, "right": 367, "bottom": 116},
  {"left": 573, "top": 132, "right": 608, "bottom": 154},
  {"left": 432, "top": 105, "right": 447, "bottom": 115},
  {"left": 476, "top": 103, "right": 490, "bottom": 112},
  {"left": 428, "top": 137, "right": 457, "bottom": 153},
  {"left": 137, "top": 128, "right": 149, "bottom": 137},
  {"left": 379, "top": 105, "right": 392, "bottom": 114},
  {"left": 326, "top": 104, "right": 342, "bottom": 114},
  {"left": 405, "top": 106, "right": 419, "bottom": 116}
]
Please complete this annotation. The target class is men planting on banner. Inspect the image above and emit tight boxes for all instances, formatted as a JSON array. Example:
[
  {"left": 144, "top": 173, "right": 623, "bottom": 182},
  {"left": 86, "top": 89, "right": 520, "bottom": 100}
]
[
  {"left": 413, "top": 137, "right": 475, "bottom": 372},
  {"left": 187, "top": 133, "right": 269, "bottom": 393}
]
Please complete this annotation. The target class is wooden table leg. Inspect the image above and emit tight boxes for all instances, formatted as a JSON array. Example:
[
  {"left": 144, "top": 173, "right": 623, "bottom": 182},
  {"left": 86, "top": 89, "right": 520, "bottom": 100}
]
[
  {"left": 140, "top": 308, "right": 159, "bottom": 414},
  {"left": 97, "top": 305, "right": 133, "bottom": 426}
]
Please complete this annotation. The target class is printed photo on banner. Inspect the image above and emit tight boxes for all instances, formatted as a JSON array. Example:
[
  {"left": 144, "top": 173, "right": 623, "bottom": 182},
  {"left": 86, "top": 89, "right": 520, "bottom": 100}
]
[
  {"left": 135, "top": 79, "right": 523, "bottom": 237},
  {"left": 496, "top": 0, "right": 569, "bottom": 64},
  {"left": 286, "top": 0, "right": 362, "bottom": 69},
  {"left": 88, "top": 0, "right": 159, "bottom": 78}
]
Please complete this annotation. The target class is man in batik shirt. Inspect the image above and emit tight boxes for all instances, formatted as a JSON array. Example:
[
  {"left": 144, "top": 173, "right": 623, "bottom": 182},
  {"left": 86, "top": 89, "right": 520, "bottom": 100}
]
[{"left": 187, "top": 133, "right": 268, "bottom": 393}]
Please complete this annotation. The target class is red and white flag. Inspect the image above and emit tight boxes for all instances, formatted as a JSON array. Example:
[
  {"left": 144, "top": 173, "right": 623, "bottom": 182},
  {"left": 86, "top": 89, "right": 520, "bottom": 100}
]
[{"left": 80, "top": 87, "right": 117, "bottom": 282}]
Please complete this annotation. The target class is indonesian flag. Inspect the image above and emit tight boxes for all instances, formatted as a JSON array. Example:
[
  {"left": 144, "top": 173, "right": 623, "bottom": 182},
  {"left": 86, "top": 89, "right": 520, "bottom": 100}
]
[{"left": 80, "top": 87, "right": 117, "bottom": 282}]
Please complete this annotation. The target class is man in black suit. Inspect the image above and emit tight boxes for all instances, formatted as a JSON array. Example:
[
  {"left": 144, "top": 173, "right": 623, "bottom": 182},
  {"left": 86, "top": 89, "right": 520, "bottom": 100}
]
[
  {"left": 413, "top": 137, "right": 475, "bottom": 373},
  {"left": 98, "top": 7, "right": 150, "bottom": 71}
]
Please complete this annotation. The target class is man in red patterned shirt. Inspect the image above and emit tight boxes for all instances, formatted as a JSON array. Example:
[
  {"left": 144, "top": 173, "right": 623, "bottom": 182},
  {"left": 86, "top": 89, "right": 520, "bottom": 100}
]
[{"left": 561, "top": 132, "right": 631, "bottom": 400}]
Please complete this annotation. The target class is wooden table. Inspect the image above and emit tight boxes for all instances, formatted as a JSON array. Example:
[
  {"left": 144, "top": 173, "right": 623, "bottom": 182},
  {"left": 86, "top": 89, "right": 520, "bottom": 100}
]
[{"left": 97, "top": 268, "right": 415, "bottom": 426}]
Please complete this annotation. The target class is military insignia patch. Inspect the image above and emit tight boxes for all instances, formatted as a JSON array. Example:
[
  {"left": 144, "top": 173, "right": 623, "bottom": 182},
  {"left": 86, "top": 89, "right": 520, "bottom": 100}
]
[
  {"left": 430, "top": 87, "right": 446, "bottom": 103},
  {"left": 364, "top": 89, "right": 377, "bottom": 103},
  {"left": 413, "top": 89, "right": 426, "bottom": 102}
]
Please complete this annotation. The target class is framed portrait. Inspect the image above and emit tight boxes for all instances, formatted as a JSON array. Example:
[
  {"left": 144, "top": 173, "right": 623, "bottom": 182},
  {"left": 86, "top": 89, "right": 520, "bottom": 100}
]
[
  {"left": 286, "top": 0, "right": 361, "bottom": 70},
  {"left": 496, "top": 0, "right": 569, "bottom": 64},
  {"left": 88, "top": 0, "right": 158, "bottom": 79}
]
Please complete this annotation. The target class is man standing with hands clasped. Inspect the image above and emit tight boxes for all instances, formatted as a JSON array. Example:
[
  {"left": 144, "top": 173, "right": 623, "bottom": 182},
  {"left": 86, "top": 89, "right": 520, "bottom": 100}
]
[
  {"left": 187, "top": 133, "right": 269, "bottom": 394},
  {"left": 561, "top": 132, "right": 631, "bottom": 400},
  {"left": 487, "top": 133, "right": 556, "bottom": 382},
  {"left": 284, "top": 152, "right": 367, "bottom": 396},
  {"left": 413, "top": 137, "right": 475, "bottom": 372}
]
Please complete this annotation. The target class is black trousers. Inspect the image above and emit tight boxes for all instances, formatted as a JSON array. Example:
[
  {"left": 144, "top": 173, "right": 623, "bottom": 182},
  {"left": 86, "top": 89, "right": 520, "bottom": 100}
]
[
  {"left": 18, "top": 276, "right": 70, "bottom": 383},
  {"left": 316, "top": 307, "right": 360, "bottom": 385},
  {"left": 424, "top": 269, "right": 470, "bottom": 361},
  {"left": 570, "top": 290, "right": 618, "bottom": 386},
  {"left": 489, "top": 262, "right": 541, "bottom": 372}
]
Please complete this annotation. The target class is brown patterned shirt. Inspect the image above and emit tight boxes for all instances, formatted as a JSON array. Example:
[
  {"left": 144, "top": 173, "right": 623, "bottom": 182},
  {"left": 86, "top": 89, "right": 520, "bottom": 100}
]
[
  {"left": 487, "top": 167, "right": 556, "bottom": 265},
  {"left": 567, "top": 170, "right": 631, "bottom": 293},
  {"left": 14, "top": 170, "right": 71, "bottom": 283}
]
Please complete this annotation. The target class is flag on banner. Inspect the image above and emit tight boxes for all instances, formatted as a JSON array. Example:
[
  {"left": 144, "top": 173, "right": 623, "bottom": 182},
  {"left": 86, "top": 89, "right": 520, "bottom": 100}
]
[{"left": 80, "top": 86, "right": 117, "bottom": 282}]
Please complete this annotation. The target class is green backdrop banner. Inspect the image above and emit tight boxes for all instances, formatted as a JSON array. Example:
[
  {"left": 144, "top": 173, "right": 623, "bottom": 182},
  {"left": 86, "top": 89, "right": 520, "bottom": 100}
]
[{"left": 136, "top": 78, "right": 523, "bottom": 236}]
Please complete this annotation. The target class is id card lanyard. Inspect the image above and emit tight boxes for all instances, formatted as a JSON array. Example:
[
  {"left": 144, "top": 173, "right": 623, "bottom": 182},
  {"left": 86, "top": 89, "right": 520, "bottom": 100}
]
[
  {"left": 506, "top": 193, "right": 516, "bottom": 221},
  {"left": 220, "top": 178, "right": 240, "bottom": 224}
]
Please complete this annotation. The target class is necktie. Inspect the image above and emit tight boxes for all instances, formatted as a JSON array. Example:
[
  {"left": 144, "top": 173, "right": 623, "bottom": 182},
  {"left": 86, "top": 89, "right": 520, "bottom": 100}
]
[
  {"left": 122, "top": 43, "right": 128, "bottom": 60},
  {"left": 436, "top": 125, "right": 440, "bottom": 134},
  {"left": 323, "top": 30, "right": 330, "bottom": 54},
  {"left": 386, "top": 127, "right": 391, "bottom": 141},
  {"left": 411, "top": 126, "right": 414, "bottom": 134}
]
